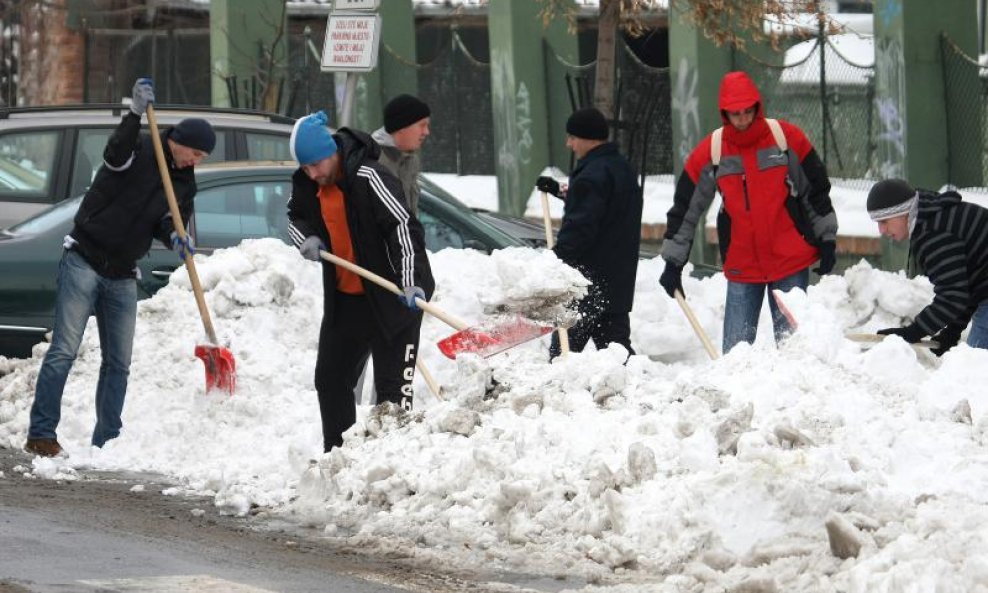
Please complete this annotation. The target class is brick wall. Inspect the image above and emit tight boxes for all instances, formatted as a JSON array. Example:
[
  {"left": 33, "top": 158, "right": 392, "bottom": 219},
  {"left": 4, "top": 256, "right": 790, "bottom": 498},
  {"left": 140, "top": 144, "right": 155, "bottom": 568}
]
[{"left": 19, "top": 0, "right": 84, "bottom": 106}]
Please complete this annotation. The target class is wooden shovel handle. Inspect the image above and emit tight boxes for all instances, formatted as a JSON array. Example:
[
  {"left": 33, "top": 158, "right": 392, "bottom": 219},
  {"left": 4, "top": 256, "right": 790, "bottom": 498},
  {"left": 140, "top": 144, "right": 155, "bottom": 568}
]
[
  {"left": 675, "top": 290, "right": 719, "bottom": 360},
  {"left": 318, "top": 250, "right": 469, "bottom": 331},
  {"left": 146, "top": 105, "right": 219, "bottom": 345},
  {"left": 540, "top": 190, "right": 570, "bottom": 355},
  {"left": 845, "top": 333, "right": 939, "bottom": 349}
]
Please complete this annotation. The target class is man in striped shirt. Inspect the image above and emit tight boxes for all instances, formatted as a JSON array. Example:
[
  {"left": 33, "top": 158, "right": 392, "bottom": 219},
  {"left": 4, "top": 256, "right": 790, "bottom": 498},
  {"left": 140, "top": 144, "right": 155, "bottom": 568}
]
[{"left": 869, "top": 178, "right": 988, "bottom": 355}]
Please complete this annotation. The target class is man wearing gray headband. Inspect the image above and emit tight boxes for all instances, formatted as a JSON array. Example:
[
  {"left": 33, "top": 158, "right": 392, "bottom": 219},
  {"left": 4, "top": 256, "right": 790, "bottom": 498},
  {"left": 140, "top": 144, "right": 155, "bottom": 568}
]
[{"left": 868, "top": 178, "right": 988, "bottom": 355}]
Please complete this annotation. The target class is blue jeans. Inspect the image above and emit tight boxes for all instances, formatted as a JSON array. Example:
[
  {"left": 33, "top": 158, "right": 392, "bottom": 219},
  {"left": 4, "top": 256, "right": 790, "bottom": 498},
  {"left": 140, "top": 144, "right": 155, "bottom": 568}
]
[
  {"left": 967, "top": 302, "right": 988, "bottom": 349},
  {"left": 29, "top": 250, "right": 137, "bottom": 447},
  {"left": 723, "top": 269, "right": 809, "bottom": 353}
]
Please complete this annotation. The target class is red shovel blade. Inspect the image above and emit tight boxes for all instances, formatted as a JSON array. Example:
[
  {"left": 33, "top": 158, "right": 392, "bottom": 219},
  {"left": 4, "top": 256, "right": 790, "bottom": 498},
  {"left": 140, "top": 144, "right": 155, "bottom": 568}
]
[
  {"left": 437, "top": 315, "right": 553, "bottom": 359},
  {"left": 194, "top": 344, "right": 237, "bottom": 395},
  {"left": 772, "top": 289, "right": 800, "bottom": 331}
]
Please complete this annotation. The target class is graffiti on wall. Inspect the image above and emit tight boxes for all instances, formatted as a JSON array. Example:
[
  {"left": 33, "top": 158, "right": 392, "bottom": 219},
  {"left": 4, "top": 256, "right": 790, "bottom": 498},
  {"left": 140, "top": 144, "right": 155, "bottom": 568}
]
[
  {"left": 672, "top": 57, "right": 701, "bottom": 165},
  {"left": 876, "top": 0, "right": 903, "bottom": 30},
  {"left": 491, "top": 49, "right": 521, "bottom": 211},
  {"left": 875, "top": 34, "right": 906, "bottom": 179},
  {"left": 515, "top": 82, "right": 534, "bottom": 166}
]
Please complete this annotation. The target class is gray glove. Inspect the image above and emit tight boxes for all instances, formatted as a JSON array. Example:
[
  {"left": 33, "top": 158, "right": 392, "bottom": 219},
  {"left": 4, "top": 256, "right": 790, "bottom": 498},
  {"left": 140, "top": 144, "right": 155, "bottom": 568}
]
[
  {"left": 130, "top": 78, "right": 154, "bottom": 116},
  {"left": 399, "top": 286, "right": 426, "bottom": 310},
  {"left": 299, "top": 236, "right": 325, "bottom": 262}
]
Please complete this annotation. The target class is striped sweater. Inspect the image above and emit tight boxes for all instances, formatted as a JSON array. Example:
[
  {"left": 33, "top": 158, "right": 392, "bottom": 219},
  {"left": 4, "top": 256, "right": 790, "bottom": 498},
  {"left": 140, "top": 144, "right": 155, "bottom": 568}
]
[{"left": 909, "top": 190, "right": 988, "bottom": 335}]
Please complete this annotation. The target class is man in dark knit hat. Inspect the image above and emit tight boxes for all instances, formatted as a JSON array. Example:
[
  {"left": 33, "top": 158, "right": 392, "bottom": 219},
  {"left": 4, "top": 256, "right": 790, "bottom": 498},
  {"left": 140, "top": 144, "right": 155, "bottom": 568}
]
[
  {"left": 371, "top": 94, "right": 431, "bottom": 216},
  {"left": 869, "top": 178, "right": 988, "bottom": 355},
  {"left": 534, "top": 107, "right": 642, "bottom": 359},
  {"left": 25, "top": 78, "right": 214, "bottom": 458}
]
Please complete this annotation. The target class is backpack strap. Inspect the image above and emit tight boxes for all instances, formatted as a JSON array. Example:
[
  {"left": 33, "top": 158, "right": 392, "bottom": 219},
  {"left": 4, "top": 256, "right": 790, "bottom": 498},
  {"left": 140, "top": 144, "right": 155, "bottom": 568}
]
[
  {"left": 710, "top": 126, "right": 723, "bottom": 166},
  {"left": 765, "top": 118, "right": 787, "bottom": 152}
]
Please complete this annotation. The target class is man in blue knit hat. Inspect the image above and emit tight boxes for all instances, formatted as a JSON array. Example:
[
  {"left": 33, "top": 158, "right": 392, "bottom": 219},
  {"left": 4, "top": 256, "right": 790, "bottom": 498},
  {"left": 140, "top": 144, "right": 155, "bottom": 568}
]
[
  {"left": 287, "top": 111, "right": 434, "bottom": 453},
  {"left": 24, "top": 78, "right": 215, "bottom": 458}
]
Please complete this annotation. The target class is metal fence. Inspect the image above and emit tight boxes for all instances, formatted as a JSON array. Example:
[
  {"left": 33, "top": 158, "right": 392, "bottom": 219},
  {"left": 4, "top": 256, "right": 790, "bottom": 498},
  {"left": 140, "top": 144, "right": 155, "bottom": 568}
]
[
  {"left": 941, "top": 33, "right": 988, "bottom": 191},
  {"left": 733, "top": 32, "right": 877, "bottom": 190}
]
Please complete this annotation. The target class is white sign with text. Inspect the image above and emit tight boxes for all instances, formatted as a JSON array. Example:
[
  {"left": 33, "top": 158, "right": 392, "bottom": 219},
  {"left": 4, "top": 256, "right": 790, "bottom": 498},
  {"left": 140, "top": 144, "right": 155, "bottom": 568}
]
[{"left": 320, "top": 13, "right": 381, "bottom": 72}]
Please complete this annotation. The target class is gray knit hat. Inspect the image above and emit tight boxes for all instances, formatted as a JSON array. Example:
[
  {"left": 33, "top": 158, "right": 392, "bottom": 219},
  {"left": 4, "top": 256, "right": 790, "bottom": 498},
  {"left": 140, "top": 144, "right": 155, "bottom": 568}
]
[{"left": 867, "top": 179, "right": 917, "bottom": 221}]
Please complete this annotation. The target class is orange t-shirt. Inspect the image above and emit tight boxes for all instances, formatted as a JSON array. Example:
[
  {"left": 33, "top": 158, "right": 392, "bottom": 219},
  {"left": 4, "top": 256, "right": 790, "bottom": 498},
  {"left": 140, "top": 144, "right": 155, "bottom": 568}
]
[{"left": 318, "top": 184, "right": 364, "bottom": 295}]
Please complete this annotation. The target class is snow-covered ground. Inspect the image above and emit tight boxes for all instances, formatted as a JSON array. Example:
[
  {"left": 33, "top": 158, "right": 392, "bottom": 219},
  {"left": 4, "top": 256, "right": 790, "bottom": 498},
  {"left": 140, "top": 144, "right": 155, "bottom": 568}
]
[{"left": 2, "top": 237, "right": 987, "bottom": 592}]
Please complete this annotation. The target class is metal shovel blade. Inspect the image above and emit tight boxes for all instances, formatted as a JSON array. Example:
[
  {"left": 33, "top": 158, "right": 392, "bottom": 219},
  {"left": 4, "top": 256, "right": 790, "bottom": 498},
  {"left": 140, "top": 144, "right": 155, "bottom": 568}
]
[
  {"left": 437, "top": 315, "right": 553, "bottom": 359},
  {"left": 194, "top": 344, "right": 237, "bottom": 395}
]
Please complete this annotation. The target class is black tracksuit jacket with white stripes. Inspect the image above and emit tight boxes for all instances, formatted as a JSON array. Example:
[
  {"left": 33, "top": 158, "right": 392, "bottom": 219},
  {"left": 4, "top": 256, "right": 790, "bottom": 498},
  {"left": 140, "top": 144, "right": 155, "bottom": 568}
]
[
  {"left": 909, "top": 190, "right": 988, "bottom": 336},
  {"left": 287, "top": 127, "right": 434, "bottom": 341}
]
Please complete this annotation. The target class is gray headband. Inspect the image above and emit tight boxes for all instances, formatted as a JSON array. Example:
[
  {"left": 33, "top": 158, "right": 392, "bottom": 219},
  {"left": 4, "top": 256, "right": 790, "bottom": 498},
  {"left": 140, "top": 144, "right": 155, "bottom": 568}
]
[{"left": 868, "top": 192, "right": 918, "bottom": 222}]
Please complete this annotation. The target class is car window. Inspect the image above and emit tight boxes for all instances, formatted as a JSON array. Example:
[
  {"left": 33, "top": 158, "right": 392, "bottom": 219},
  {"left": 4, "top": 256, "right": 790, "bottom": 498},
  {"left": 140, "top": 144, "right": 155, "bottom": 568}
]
[
  {"left": 245, "top": 132, "right": 291, "bottom": 161},
  {"left": 71, "top": 129, "right": 111, "bottom": 198},
  {"left": 193, "top": 180, "right": 291, "bottom": 249},
  {"left": 6, "top": 196, "right": 81, "bottom": 235},
  {"left": 0, "top": 131, "right": 57, "bottom": 196},
  {"left": 418, "top": 206, "right": 466, "bottom": 250}
]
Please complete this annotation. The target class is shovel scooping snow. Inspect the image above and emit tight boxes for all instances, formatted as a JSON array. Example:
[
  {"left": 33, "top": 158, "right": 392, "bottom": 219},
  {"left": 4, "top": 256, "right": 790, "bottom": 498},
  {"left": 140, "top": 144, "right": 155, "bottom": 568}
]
[{"left": 319, "top": 251, "right": 554, "bottom": 359}]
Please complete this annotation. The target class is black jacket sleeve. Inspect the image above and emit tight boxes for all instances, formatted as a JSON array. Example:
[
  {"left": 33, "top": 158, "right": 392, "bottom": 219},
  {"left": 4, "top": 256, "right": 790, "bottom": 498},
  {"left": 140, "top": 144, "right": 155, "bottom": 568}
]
[
  {"left": 287, "top": 169, "right": 322, "bottom": 248},
  {"left": 913, "top": 229, "right": 974, "bottom": 335},
  {"left": 553, "top": 176, "right": 608, "bottom": 264},
  {"left": 103, "top": 112, "right": 142, "bottom": 170},
  {"left": 800, "top": 148, "right": 835, "bottom": 219}
]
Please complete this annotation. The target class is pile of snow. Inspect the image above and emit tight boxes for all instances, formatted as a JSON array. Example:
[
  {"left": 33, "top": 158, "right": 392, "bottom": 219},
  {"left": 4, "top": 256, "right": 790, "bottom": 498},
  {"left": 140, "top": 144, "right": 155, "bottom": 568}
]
[{"left": 2, "top": 238, "right": 988, "bottom": 592}]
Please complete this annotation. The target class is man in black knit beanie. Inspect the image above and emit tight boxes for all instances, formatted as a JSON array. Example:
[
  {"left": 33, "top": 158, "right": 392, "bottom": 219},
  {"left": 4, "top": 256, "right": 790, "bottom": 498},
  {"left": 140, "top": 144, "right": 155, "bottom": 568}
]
[{"left": 868, "top": 178, "right": 988, "bottom": 355}]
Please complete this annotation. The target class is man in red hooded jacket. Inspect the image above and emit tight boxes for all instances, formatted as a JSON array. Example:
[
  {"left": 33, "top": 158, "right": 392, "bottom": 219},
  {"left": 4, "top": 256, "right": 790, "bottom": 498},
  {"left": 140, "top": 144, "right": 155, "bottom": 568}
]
[{"left": 659, "top": 71, "right": 838, "bottom": 353}]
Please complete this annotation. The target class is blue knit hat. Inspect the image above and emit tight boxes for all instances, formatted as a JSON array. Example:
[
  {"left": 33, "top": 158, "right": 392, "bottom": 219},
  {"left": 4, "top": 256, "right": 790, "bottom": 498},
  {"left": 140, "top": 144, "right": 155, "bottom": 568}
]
[{"left": 290, "top": 111, "right": 337, "bottom": 165}]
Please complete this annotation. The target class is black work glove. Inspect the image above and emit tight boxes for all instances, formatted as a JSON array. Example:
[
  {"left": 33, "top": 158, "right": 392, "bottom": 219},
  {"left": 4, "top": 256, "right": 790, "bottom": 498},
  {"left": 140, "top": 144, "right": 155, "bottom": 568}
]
[
  {"left": 536, "top": 176, "right": 561, "bottom": 198},
  {"left": 813, "top": 240, "right": 837, "bottom": 275},
  {"left": 877, "top": 324, "right": 926, "bottom": 344},
  {"left": 659, "top": 262, "right": 684, "bottom": 299},
  {"left": 930, "top": 326, "right": 963, "bottom": 357}
]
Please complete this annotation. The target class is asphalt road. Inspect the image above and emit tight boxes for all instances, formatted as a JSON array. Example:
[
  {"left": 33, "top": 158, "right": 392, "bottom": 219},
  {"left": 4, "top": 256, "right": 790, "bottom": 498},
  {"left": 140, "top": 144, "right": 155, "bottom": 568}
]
[{"left": 0, "top": 445, "right": 563, "bottom": 593}]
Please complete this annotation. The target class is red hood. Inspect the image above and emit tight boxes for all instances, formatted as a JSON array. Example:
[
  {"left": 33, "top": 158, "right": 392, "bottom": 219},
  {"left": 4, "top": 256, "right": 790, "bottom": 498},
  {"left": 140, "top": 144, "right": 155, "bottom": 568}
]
[{"left": 719, "top": 71, "right": 762, "bottom": 119}]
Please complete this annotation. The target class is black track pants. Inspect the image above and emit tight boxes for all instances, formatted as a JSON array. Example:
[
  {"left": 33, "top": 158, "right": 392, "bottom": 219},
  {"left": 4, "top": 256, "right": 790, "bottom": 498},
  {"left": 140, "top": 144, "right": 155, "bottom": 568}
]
[
  {"left": 550, "top": 301, "right": 634, "bottom": 360},
  {"left": 314, "top": 292, "right": 422, "bottom": 452}
]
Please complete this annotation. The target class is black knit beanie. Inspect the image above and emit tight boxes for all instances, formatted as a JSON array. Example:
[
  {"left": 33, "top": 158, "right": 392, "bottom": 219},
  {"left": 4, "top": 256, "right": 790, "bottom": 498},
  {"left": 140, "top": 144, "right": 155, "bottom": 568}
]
[
  {"left": 867, "top": 178, "right": 916, "bottom": 221},
  {"left": 384, "top": 94, "right": 431, "bottom": 133},
  {"left": 566, "top": 108, "right": 609, "bottom": 141},
  {"left": 170, "top": 118, "right": 216, "bottom": 153}
]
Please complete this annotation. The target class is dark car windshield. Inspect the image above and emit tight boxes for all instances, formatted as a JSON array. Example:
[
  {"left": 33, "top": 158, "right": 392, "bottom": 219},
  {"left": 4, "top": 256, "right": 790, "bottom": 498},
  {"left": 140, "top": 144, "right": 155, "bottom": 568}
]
[{"left": 6, "top": 196, "right": 82, "bottom": 235}]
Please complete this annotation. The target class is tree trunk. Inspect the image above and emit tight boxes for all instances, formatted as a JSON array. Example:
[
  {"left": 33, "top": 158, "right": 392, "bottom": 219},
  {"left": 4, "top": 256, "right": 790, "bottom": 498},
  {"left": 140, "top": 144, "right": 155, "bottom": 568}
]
[{"left": 593, "top": 0, "right": 619, "bottom": 121}]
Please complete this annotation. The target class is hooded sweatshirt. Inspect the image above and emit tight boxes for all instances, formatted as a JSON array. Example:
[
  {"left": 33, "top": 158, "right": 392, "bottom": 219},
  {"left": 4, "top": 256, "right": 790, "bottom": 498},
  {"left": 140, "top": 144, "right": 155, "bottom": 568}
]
[
  {"left": 371, "top": 127, "right": 422, "bottom": 216},
  {"left": 662, "top": 71, "right": 837, "bottom": 283}
]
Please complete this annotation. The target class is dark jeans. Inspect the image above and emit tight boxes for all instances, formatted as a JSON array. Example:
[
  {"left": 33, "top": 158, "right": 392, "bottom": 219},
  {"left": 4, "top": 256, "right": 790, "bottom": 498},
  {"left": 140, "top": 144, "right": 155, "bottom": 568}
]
[
  {"left": 314, "top": 292, "right": 422, "bottom": 452},
  {"left": 723, "top": 268, "right": 808, "bottom": 353}
]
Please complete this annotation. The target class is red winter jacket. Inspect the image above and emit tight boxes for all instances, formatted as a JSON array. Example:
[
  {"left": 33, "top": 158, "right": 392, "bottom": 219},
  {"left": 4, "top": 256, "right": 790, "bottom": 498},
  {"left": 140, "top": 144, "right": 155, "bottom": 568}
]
[{"left": 662, "top": 71, "right": 837, "bottom": 283}]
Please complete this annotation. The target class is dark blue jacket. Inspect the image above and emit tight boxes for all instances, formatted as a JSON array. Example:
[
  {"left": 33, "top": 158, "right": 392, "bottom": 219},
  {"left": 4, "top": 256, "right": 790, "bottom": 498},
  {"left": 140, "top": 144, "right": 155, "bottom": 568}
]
[{"left": 554, "top": 142, "right": 642, "bottom": 314}]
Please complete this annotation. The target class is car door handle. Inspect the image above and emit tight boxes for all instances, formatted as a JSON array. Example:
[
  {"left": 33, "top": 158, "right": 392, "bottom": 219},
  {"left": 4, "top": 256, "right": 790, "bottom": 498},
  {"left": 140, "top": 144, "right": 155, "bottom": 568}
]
[{"left": 151, "top": 267, "right": 175, "bottom": 279}]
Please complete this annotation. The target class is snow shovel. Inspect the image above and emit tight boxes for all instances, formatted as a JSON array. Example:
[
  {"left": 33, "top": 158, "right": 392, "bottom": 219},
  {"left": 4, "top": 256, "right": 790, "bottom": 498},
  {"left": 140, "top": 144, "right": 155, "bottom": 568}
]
[
  {"left": 147, "top": 105, "right": 236, "bottom": 394},
  {"left": 318, "top": 251, "right": 552, "bottom": 359},
  {"left": 540, "top": 190, "right": 570, "bottom": 356},
  {"left": 845, "top": 333, "right": 939, "bottom": 349},
  {"left": 675, "top": 290, "right": 719, "bottom": 360}
]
